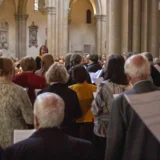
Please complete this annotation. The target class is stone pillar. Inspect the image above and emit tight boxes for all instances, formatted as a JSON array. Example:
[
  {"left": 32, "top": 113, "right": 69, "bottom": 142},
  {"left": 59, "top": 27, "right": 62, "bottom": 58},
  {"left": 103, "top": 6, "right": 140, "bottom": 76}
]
[
  {"left": 15, "top": 14, "right": 28, "bottom": 58},
  {"left": 46, "top": 6, "right": 56, "bottom": 57},
  {"left": 95, "top": 15, "right": 106, "bottom": 55},
  {"left": 141, "top": 0, "right": 149, "bottom": 52},
  {"left": 108, "top": 0, "right": 122, "bottom": 54},
  {"left": 132, "top": 0, "right": 141, "bottom": 52},
  {"left": 149, "top": 0, "right": 159, "bottom": 57}
]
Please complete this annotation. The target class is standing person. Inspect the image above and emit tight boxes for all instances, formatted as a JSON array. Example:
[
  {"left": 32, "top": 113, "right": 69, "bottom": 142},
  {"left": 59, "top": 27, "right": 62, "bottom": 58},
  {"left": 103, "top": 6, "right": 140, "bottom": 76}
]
[
  {"left": 67, "top": 53, "right": 91, "bottom": 85},
  {"left": 3, "top": 93, "right": 99, "bottom": 160},
  {"left": 86, "top": 54, "right": 102, "bottom": 73},
  {"left": 13, "top": 57, "right": 46, "bottom": 104},
  {"left": 69, "top": 64, "right": 97, "bottom": 142},
  {"left": 35, "top": 45, "right": 48, "bottom": 70},
  {"left": 38, "top": 63, "right": 82, "bottom": 136},
  {"left": 64, "top": 53, "right": 72, "bottom": 71},
  {"left": 142, "top": 52, "right": 160, "bottom": 87},
  {"left": 105, "top": 55, "right": 160, "bottom": 160},
  {"left": 0, "top": 57, "right": 33, "bottom": 149},
  {"left": 91, "top": 54, "right": 131, "bottom": 159},
  {"left": 35, "top": 54, "right": 54, "bottom": 77}
]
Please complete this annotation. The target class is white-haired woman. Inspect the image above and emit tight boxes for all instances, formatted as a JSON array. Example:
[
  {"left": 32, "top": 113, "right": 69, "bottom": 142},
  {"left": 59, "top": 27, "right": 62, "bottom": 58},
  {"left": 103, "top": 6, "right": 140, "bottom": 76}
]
[
  {"left": 0, "top": 57, "right": 33, "bottom": 149},
  {"left": 38, "top": 63, "right": 81, "bottom": 136}
]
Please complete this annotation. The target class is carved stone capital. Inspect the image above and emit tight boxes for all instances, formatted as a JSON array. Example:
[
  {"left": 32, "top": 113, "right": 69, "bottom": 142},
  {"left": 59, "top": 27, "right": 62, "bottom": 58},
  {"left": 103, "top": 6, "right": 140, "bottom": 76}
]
[
  {"left": 15, "top": 14, "right": 29, "bottom": 21},
  {"left": 45, "top": 6, "right": 56, "bottom": 15},
  {"left": 95, "top": 15, "right": 106, "bottom": 21}
]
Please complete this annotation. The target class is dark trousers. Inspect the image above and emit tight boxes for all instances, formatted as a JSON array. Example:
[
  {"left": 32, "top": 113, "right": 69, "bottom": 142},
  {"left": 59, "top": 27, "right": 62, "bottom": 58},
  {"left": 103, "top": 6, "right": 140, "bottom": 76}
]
[
  {"left": 74, "top": 122, "right": 93, "bottom": 142},
  {"left": 93, "top": 134, "right": 106, "bottom": 160}
]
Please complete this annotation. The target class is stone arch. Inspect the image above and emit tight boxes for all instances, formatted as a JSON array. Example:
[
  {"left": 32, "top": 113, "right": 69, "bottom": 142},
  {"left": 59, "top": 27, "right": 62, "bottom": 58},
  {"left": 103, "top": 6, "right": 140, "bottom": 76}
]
[{"left": 69, "top": 0, "right": 102, "bottom": 15}]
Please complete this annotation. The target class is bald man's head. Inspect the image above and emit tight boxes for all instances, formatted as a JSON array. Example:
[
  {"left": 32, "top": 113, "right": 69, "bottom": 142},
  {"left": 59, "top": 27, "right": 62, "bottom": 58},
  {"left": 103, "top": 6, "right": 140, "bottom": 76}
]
[
  {"left": 125, "top": 55, "right": 150, "bottom": 82},
  {"left": 34, "top": 93, "right": 64, "bottom": 129}
]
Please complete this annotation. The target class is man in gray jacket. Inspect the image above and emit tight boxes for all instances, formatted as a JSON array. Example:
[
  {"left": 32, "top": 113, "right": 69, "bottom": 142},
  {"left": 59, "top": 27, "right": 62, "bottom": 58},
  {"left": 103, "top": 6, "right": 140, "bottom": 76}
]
[{"left": 105, "top": 55, "right": 160, "bottom": 160}]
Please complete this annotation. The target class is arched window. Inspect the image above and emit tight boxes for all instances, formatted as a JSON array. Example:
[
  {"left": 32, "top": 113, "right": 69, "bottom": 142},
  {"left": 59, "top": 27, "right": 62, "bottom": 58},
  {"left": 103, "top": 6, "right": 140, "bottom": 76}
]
[
  {"left": 86, "top": 9, "right": 91, "bottom": 24},
  {"left": 34, "top": 0, "right": 39, "bottom": 11}
]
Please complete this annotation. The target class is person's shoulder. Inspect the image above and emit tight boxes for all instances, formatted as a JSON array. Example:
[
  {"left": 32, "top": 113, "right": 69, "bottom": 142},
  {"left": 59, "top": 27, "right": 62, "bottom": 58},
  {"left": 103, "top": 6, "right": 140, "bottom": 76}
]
[
  {"left": 3, "top": 137, "right": 40, "bottom": 159},
  {"left": 68, "top": 84, "right": 77, "bottom": 90},
  {"left": 67, "top": 136, "right": 95, "bottom": 152},
  {"left": 33, "top": 73, "right": 45, "bottom": 81},
  {"left": 66, "top": 86, "right": 77, "bottom": 94},
  {"left": 87, "top": 83, "right": 97, "bottom": 90},
  {"left": 67, "top": 136, "right": 98, "bottom": 160},
  {"left": 11, "top": 82, "right": 26, "bottom": 92}
]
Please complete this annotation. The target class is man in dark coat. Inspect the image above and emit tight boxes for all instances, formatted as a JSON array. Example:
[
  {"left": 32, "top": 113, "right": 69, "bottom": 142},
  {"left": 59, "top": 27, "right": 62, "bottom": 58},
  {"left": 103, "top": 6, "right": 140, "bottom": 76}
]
[
  {"left": 3, "top": 93, "right": 98, "bottom": 160},
  {"left": 86, "top": 54, "right": 102, "bottom": 73},
  {"left": 105, "top": 55, "right": 160, "bottom": 160}
]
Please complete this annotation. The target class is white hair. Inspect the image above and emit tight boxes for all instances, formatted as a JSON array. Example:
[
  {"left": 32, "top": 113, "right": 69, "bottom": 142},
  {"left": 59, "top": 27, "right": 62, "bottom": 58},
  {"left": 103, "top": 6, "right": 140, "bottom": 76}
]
[
  {"left": 125, "top": 55, "right": 150, "bottom": 78},
  {"left": 34, "top": 92, "right": 64, "bottom": 128}
]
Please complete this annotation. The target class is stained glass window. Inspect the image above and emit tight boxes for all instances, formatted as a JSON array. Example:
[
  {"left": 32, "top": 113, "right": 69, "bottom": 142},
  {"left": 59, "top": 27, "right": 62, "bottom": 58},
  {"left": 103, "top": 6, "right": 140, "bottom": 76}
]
[{"left": 34, "top": 0, "right": 38, "bottom": 11}]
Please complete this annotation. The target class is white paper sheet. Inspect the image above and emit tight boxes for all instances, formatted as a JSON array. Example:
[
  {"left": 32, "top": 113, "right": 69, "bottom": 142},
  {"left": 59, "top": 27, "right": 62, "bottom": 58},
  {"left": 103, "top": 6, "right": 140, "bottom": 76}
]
[
  {"left": 89, "top": 69, "right": 103, "bottom": 84},
  {"left": 14, "top": 129, "right": 36, "bottom": 144},
  {"left": 94, "top": 77, "right": 104, "bottom": 86},
  {"left": 125, "top": 91, "right": 160, "bottom": 142}
]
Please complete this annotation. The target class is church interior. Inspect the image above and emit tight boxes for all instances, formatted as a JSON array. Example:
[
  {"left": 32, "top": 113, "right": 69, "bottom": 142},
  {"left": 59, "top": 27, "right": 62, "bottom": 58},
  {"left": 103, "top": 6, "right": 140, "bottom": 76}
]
[{"left": 0, "top": 0, "right": 160, "bottom": 160}]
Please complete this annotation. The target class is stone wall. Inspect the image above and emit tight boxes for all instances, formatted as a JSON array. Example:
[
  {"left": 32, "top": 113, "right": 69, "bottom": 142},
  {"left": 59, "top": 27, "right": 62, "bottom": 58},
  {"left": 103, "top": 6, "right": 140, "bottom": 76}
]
[
  {"left": 26, "top": 0, "right": 47, "bottom": 58},
  {"left": 0, "top": 0, "right": 16, "bottom": 57},
  {"left": 69, "top": 0, "right": 96, "bottom": 54}
]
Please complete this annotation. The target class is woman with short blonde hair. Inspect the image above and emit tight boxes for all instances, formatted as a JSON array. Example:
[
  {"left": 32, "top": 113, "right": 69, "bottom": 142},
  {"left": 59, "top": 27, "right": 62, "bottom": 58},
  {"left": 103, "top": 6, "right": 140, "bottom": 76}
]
[
  {"left": 38, "top": 63, "right": 81, "bottom": 136},
  {"left": 45, "top": 63, "right": 69, "bottom": 84}
]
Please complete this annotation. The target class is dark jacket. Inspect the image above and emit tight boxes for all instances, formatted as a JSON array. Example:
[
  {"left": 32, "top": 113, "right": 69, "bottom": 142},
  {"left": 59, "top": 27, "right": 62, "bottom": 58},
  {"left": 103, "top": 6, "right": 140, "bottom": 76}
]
[
  {"left": 38, "top": 83, "right": 82, "bottom": 129},
  {"left": 2, "top": 128, "right": 98, "bottom": 160},
  {"left": 106, "top": 80, "right": 160, "bottom": 160},
  {"left": 87, "top": 62, "right": 102, "bottom": 73},
  {"left": 151, "top": 64, "right": 160, "bottom": 87},
  {"left": 35, "top": 56, "right": 41, "bottom": 70},
  {"left": 0, "top": 146, "right": 3, "bottom": 160}
]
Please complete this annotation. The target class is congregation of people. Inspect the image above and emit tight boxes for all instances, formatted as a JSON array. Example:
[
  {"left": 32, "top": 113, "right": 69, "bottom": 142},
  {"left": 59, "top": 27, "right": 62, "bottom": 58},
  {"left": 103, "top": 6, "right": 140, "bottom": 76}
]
[{"left": 0, "top": 45, "right": 160, "bottom": 160}]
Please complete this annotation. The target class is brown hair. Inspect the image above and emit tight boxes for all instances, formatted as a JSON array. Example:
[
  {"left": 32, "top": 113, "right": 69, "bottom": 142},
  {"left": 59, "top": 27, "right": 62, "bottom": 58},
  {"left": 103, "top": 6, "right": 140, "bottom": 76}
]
[
  {"left": 0, "top": 57, "right": 13, "bottom": 76},
  {"left": 20, "top": 56, "right": 36, "bottom": 71},
  {"left": 36, "top": 54, "right": 54, "bottom": 76}
]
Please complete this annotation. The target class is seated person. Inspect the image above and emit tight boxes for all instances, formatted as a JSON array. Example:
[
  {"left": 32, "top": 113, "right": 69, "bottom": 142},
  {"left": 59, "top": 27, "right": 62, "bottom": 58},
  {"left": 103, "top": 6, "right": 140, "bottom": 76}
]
[
  {"left": 13, "top": 56, "right": 46, "bottom": 104},
  {"left": 3, "top": 93, "right": 98, "bottom": 160}
]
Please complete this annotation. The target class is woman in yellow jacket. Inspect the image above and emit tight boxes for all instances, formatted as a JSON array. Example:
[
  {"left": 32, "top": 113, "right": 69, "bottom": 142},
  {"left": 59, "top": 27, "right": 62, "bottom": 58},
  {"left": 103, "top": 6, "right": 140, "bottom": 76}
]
[{"left": 69, "top": 64, "right": 96, "bottom": 142}]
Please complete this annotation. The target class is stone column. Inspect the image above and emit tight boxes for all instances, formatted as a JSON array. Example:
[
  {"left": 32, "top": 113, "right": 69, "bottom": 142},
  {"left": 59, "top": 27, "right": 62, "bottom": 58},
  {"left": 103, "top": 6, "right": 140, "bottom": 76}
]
[
  {"left": 141, "top": 0, "right": 149, "bottom": 52},
  {"left": 108, "top": 0, "right": 122, "bottom": 54},
  {"left": 132, "top": 0, "right": 141, "bottom": 52},
  {"left": 46, "top": 6, "right": 56, "bottom": 56},
  {"left": 95, "top": 15, "right": 106, "bottom": 55},
  {"left": 15, "top": 14, "right": 28, "bottom": 58},
  {"left": 149, "top": 0, "right": 159, "bottom": 57},
  {"left": 46, "top": 2, "right": 56, "bottom": 57}
]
